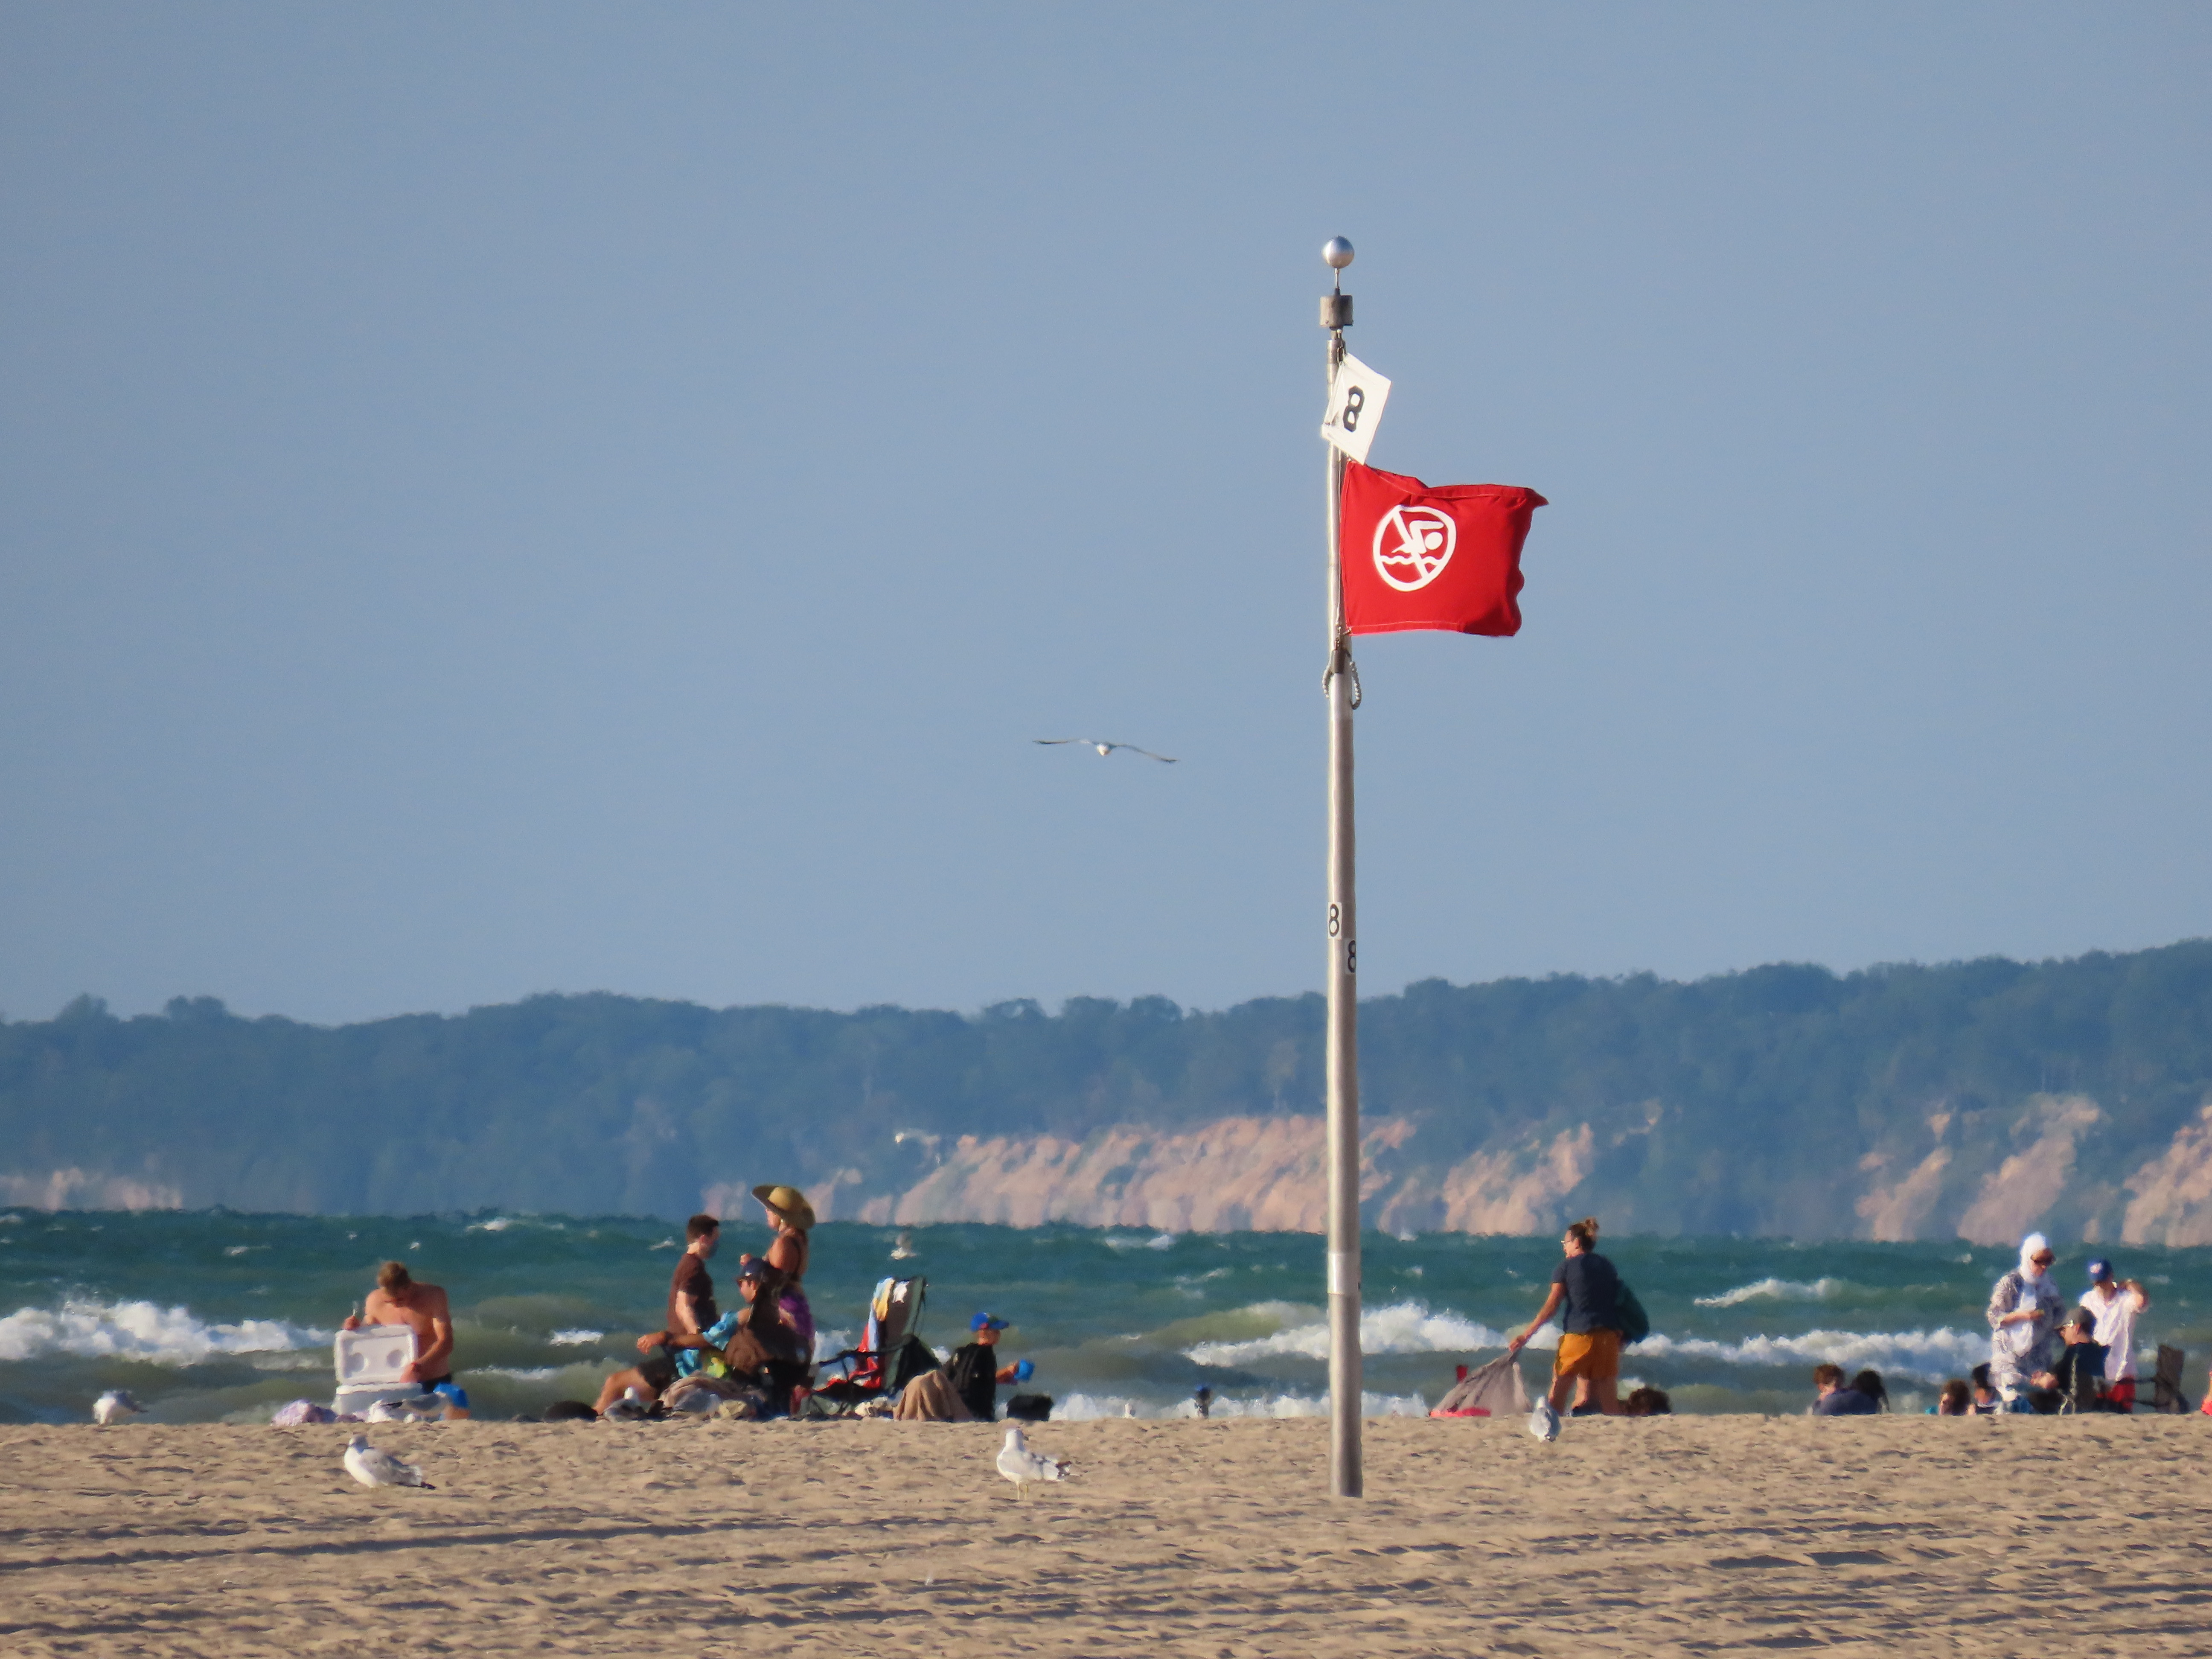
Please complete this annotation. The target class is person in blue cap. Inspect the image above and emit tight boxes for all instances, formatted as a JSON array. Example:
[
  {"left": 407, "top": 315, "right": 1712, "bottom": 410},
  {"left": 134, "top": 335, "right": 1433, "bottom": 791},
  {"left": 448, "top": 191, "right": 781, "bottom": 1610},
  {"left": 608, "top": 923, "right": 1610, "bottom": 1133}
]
[
  {"left": 2079, "top": 1257, "right": 2150, "bottom": 1412},
  {"left": 945, "top": 1312, "right": 1033, "bottom": 1422}
]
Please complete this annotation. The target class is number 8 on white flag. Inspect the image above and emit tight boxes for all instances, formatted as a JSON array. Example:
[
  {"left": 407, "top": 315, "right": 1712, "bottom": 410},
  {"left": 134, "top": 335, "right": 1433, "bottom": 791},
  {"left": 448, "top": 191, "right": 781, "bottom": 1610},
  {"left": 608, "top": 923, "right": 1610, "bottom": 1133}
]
[{"left": 1320, "top": 351, "right": 1391, "bottom": 466}]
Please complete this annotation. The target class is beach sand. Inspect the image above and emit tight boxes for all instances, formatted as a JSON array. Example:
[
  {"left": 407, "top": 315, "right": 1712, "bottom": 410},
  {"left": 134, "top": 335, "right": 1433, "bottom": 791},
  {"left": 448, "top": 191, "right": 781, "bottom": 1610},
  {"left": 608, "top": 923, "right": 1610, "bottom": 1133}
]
[{"left": 2, "top": 1413, "right": 2206, "bottom": 1655}]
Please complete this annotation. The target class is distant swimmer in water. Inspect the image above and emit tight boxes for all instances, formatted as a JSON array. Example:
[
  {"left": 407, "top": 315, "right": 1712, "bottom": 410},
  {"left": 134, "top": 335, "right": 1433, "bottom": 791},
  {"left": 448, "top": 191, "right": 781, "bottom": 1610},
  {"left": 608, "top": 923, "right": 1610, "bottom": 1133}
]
[{"left": 891, "top": 1230, "right": 917, "bottom": 1260}]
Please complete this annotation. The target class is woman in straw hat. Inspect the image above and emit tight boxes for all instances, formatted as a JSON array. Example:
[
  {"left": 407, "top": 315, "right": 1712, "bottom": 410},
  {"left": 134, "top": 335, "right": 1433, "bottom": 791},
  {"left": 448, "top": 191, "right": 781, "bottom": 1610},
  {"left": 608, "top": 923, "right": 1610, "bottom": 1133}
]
[{"left": 754, "top": 1184, "right": 816, "bottom": 1350}]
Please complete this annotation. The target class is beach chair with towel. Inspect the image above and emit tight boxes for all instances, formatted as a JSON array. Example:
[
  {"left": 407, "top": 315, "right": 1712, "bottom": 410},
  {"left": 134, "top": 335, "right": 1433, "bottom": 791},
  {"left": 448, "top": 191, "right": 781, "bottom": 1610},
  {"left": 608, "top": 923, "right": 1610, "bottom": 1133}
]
[
  {"left": 1430, "top": 1352, "right": 1529, "bottom": 1419},
  {"left": 812, "top": 1276, "right": 938, "bottom": 1415}
]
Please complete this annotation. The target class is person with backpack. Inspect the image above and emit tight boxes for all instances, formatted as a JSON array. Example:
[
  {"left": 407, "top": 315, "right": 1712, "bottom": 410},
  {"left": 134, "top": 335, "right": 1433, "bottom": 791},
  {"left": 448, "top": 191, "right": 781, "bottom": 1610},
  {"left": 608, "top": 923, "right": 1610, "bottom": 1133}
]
[{"left": 1507, "top": 1217, "right": 1626, "bottom": 1420}]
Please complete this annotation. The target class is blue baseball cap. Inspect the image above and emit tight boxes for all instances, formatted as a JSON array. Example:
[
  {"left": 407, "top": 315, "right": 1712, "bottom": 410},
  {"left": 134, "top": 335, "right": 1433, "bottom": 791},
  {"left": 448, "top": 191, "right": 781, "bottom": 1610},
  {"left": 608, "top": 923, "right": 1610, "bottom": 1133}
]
[
  {"left": 971, "top": 1312, "right": 1008, "bottom": 1332},
  {"left": 2086, "top": 1258, "right": 2114, "bottom": 1284}
]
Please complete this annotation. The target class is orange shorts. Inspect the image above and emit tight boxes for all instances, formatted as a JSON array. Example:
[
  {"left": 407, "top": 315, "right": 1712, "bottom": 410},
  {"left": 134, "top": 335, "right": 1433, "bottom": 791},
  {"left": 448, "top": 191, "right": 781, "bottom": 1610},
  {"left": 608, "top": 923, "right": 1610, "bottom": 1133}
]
[{"left": 1553, "top": 1328, "right": 1621, "bottom": 1385}]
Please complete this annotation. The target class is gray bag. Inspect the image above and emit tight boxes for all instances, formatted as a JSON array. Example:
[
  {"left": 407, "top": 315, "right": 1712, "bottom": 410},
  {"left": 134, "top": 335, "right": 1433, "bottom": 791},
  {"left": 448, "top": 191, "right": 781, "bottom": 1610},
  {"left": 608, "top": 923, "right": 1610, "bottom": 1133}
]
[{"left": 1430, "top": 1352, "right": 1530, "bottom": 1417}]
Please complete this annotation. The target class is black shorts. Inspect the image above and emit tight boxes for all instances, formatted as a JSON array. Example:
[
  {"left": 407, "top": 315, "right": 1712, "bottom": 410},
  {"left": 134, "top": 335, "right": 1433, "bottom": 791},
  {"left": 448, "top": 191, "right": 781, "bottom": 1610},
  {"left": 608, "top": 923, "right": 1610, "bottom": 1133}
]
[{"left": 638, "top": 1347, "right": 678, "bottom": 1393}]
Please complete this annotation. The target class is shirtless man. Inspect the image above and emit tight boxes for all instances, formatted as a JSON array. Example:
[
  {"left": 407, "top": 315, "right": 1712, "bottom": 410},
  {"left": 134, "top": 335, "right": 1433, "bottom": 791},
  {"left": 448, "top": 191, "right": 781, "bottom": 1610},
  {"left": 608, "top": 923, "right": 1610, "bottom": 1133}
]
[{"left": 343, "top": 1261, "right": 471, "bottom": 1419}]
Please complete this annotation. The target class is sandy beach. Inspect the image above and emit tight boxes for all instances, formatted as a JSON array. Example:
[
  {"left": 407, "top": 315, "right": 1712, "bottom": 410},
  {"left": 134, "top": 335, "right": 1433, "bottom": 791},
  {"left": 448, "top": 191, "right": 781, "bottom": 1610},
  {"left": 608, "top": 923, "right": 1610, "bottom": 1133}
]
[{"left": 3, "top": 1415, "right": 2206, "bottom": 1656}]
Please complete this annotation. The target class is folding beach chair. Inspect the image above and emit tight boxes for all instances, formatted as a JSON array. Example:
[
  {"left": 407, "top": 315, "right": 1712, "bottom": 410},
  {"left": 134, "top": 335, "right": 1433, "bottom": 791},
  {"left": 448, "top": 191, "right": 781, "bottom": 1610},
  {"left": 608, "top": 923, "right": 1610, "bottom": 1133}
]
[
  {"left": 812, "top": 1276, "right": 937, "bottom": 1414},
  {"left": 2144, "top": 1345, "right": 2192, "bottom": 1415}
]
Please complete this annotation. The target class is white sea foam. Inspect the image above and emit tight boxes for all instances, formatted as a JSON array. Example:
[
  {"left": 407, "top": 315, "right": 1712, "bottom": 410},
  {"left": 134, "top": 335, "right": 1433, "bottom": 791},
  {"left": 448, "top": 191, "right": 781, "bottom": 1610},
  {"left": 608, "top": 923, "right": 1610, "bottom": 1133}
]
[
  {"left": 1186, "top": 1300, "right": 1511, "bottom": 1368},
  {"left": 1053, "top": 1390, "right": 1430, "bottom": 1421},
  {"left": 1694, "top": 1276, "right": 1848, "bottom": 1308},
  {"left": 222, "top": 1244, "right": 267, "bottom": 1257},
  {"left": 547, "top": 1329, "right": 604, "bottom": 1346},
  {"left": 0, "top": 1299, "right": 323, "bottom": 1364},
  {"left": 468, "top": 1217, "right": 515, "bottom": 1233},
  {"left": 1635, "top": 1326, "right": 1987, "bottom": 1382},
  {"left": 812, "top": 1327, "right": 856, "bottom": 1362}
]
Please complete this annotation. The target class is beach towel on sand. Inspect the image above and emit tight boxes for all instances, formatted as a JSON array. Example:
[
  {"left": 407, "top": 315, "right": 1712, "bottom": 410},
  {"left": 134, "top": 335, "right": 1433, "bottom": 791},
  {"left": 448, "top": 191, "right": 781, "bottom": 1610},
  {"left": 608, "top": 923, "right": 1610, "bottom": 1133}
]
[
  {"left": 1430, "top": 1353, "right": 1529, "bottom": 1419},
  {"left": 894, "top": 1370, "right": 975, "bottom": 1422}
]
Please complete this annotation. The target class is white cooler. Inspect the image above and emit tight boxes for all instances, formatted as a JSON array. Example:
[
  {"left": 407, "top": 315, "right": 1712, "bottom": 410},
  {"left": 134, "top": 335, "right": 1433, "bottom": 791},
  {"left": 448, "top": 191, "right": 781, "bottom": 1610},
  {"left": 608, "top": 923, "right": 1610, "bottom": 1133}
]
[{"left": 332, "top": 1326, "right": 425, "bottom": 1417}]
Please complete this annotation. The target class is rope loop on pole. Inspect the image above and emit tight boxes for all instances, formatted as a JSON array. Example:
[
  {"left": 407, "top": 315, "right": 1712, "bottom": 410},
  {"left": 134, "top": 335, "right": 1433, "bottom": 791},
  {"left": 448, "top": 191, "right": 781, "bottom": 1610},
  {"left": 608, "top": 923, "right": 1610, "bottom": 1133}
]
[{"left": 1321, "top": 633, "right": 1362, "bottom": 708}]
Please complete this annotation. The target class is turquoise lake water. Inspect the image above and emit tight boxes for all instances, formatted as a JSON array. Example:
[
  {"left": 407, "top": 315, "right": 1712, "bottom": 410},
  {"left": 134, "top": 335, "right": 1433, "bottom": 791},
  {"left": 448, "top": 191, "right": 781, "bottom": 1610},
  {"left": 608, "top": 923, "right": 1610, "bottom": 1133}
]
[{"left": 4, "top": 1210, "right": 2206, "bottom": 1423}]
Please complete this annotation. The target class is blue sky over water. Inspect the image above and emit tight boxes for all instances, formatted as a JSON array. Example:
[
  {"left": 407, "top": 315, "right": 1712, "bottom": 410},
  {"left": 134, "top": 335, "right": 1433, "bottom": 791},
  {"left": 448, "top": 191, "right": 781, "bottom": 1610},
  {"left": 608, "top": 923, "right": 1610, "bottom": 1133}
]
[{"left": 3, "top": 5, "right": 2207, "bottom": 1023}]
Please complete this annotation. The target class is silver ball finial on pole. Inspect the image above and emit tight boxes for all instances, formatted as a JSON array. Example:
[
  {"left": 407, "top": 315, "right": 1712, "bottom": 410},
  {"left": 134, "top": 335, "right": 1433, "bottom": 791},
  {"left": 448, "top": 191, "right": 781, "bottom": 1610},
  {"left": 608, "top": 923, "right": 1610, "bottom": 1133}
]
[{"left": 1320, "top": 237, "right": 1355, "bottom": 330}]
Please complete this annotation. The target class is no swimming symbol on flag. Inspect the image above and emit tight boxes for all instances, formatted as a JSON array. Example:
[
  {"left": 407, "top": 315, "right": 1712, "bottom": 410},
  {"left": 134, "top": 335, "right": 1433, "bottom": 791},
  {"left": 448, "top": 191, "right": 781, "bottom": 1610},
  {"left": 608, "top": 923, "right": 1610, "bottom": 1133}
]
[{"left": 1339, "top": 462, "right": 1546, "bottom": 637}]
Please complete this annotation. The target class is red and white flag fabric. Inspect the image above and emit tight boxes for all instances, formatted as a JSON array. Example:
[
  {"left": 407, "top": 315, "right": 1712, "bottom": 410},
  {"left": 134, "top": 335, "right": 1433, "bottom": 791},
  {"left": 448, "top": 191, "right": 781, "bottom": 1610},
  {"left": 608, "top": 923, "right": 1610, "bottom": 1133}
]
[{"left": 1339, "top": 462, "right": 1546, "bottom": 637}]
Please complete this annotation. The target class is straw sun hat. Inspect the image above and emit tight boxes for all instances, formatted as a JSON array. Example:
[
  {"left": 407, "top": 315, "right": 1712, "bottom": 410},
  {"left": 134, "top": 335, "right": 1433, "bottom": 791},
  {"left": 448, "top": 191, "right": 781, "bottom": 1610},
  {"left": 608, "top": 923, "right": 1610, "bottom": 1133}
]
[{"left": 752, "top": 1184, "right": 816, "bottom": 1231}]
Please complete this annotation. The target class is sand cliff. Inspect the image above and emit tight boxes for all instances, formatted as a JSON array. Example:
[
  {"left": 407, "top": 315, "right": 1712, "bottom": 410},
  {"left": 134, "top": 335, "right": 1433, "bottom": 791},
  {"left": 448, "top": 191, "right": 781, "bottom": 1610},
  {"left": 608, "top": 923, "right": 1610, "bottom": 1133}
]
[{"left": 786, "top": 1090, "right": 2212, "bottom": 1243}]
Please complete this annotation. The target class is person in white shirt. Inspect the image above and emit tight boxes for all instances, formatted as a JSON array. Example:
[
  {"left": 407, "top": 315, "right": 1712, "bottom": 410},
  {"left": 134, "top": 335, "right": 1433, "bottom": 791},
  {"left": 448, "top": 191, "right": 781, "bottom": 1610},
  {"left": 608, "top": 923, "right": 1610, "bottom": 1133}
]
[{"left": 2080, "top": 1257, "right": 2150, "bottom": 1412}]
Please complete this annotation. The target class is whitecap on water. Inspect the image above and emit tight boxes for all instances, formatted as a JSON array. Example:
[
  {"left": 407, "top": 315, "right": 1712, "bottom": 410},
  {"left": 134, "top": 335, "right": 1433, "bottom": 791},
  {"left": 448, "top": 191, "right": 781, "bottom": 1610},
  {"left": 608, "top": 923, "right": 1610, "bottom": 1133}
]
[
  {"left": 1694, "top": 1276, "right": 1848, "bottom": 1308},
  {"left": 1634, "top": 1326, "right": 1985, "bottom": 1382},
  {"left": 1053, "top": 1389, "right": 1429, "bottom": 1421},
  {"left": 0, "top": 1298, "right": 323, "bottom": 1364},
  {"left": 1185, "top": 1299, "right": 1511, "bottom": 1367},
  {"left": 547, "top": 1329, "right": 604, "bottom": 1346}
]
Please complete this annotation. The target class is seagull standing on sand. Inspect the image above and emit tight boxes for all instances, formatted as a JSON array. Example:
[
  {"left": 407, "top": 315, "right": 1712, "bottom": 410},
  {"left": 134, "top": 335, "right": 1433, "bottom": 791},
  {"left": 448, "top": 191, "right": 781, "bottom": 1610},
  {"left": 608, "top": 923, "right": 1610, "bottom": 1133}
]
[
  {"left": 995, "top": 1423, "right": 1072, "bottom": 1499},
  {"left": 92, "top": 1389, "right": 143, "bottom": 1425},
  {"left": 1033, "top": 739, "right": 1178, "bottom": 763},
  {"left": 343, "top": 1435, "right": 434, "bottom": 1490}
]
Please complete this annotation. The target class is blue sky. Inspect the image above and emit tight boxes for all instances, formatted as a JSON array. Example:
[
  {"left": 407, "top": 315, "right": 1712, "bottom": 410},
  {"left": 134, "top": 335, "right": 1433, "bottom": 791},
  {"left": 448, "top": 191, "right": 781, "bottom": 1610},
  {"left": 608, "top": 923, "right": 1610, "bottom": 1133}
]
[{"left": 2, "top": 4, "right": 2207, "bottom": 1024}]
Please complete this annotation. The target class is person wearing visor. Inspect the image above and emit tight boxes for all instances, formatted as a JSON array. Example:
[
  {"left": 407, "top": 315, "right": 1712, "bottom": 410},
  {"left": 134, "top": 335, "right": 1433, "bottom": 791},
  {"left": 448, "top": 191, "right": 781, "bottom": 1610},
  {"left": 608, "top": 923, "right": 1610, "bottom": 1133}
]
[
  {"left": 1987, "top": 1233, "right": 2066, "bottom": 1411},
  {"left": 2080, "top": 1257, "right": 2150, "bottom": 1412},
  {"left": 945, "top": 1313, "right": 1033, "bottom": 1422}
]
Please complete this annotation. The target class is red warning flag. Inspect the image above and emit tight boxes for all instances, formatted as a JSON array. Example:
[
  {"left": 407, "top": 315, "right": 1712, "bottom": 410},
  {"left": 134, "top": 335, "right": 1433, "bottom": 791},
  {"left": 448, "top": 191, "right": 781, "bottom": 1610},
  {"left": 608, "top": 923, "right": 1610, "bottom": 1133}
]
[{"left": 1339, "top": 462, "right": 1546, "bottom": 637}]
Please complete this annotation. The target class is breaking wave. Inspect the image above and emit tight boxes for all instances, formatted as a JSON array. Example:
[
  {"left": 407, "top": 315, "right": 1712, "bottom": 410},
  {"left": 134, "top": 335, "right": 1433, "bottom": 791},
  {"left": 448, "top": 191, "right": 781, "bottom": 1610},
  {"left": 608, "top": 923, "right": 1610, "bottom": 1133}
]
[
  {"left": 0, "top": 1299, "right": 324, "bottom": 1364},
  {"left": 1186, "top": 1300, "right": 1509, "bottom": 1368},
  {"left": 1694, "top": 1277, "right": 1848, "bottom": 1308},
  {"left": 1054, "top": 1389, "right": 1430, "bottom": 1421},
  {"left": 1635, "top": 1326, "right": 1986, "bottom": 1382}
]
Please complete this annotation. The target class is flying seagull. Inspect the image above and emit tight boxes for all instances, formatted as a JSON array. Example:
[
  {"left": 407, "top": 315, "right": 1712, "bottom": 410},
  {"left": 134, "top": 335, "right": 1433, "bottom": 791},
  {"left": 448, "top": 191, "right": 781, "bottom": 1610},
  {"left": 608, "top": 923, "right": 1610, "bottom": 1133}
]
[
  {"left": 343, "top": 1435, "right": 434, "bottom": 1490},
  {"left": 93, "top": 1389, "right": 144, "bottom": 1425},
  {"left": 995, "top": 1423, "right": 1073, "bottom": 1499},
  {"left": 1033, "top": 739, "right": 1177, "bottom": 763}
]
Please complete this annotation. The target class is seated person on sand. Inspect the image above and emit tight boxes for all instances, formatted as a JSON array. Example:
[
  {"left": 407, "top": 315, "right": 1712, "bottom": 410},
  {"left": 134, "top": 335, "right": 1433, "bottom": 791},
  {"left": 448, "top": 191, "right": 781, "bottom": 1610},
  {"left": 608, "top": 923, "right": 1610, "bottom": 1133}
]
[
  {"left": 2025, "top": 1307, "right": 2107, "bottom": 1413},
  {"left": 1849, "top": 1368, "right": 1889, "bottom": 1412},
  {"left": 1933, "top": 1379, "right": 1972, "bottom": 1415},
  {"left": 1969, "top": 1364, "right": 2001, "bottom": 1415},
  {"left": 661, "top": 1256, "right": 815, "bottom": 1415},
  {"left": 343, "top": 1261, "right": 471, "bottom": 1419},
  {"left": 946, "top": 1312, "right": 1032, "bottom": 1422},
  {"left": 1809, "top": 1362, "right": 1877, "bottom": 1415},
  {"left": 595, "top": 1213, "right": 721, "bottom": 1414},
  {"left": 1622, "top": 1385, "right": 1671, "bottom": 1416}
]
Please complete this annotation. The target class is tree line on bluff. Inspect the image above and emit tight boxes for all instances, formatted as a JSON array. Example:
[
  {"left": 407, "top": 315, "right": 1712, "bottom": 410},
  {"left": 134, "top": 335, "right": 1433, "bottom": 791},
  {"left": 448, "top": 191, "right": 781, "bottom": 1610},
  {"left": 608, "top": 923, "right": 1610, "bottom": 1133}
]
[{"left": 2, "top": 939, "right": 2209, "bottom": 1235}]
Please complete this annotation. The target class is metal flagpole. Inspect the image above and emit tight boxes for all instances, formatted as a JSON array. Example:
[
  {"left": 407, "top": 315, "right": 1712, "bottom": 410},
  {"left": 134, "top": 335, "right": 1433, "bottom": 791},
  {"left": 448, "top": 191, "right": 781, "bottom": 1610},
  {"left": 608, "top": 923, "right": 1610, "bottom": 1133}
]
[{"left": 1320, "top": 235, "right": 1362, "bottom": 1499}]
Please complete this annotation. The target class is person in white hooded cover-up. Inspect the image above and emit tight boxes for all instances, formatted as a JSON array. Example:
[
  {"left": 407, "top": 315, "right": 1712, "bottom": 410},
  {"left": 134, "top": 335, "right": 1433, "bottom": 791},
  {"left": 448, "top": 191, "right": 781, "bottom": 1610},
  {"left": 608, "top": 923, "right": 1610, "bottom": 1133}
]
[{"left": 1987, "top": 1233, "right": 2066, "bottom": 1410}]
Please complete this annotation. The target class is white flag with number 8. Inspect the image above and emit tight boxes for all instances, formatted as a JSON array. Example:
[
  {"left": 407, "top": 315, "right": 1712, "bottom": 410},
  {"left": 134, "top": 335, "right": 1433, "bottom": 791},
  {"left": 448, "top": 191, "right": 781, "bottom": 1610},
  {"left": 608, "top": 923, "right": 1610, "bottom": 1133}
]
[{"left": 1320, "top": 351, "right": 1391, "bottom": 465}]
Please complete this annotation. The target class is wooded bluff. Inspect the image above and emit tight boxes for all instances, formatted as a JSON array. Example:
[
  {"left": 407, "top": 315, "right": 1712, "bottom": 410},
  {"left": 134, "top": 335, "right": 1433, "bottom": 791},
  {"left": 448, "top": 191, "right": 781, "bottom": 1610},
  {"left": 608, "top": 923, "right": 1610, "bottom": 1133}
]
[{"left": 6, "top": 940, "right": 2212, "bottom": 1243}]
